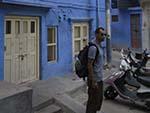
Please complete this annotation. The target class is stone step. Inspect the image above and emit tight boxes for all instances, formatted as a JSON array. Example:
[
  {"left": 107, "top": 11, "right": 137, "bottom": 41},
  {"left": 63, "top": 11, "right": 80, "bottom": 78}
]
[
  {"left": 35, "top": 104, "right": 62, "bottom": 113},
  {"left": 32, "top": 95, "right": 54, "bottom": 112},
  {"left": 54, "top": 94, "right": 86, "bottom": 113}
]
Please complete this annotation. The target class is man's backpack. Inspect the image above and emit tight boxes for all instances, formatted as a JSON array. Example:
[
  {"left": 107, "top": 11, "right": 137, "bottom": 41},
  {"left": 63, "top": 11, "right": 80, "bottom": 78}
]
[{"left": 75, "top": 42, "right": 99, "bottom": 79}]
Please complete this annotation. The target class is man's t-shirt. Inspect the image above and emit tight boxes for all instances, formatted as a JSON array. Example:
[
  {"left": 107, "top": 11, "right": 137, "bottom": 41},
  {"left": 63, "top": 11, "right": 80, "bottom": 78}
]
[{"left": 88, "top": 39, "right": 104, "bottom": 82}]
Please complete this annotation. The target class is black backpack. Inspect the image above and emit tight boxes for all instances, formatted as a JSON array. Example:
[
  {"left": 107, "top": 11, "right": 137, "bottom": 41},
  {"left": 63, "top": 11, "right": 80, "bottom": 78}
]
[{"left": 75, "top": 42, "right": 99, "bottom": 80}]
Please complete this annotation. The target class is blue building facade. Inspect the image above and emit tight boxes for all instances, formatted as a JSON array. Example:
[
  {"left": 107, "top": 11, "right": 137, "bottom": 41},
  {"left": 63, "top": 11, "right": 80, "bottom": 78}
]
[
  {"left": 111, "top": 0, "right": 142, "bottom": 49},
  {"left": 0, "top": 0, "right": 106, "bottom": 83}
]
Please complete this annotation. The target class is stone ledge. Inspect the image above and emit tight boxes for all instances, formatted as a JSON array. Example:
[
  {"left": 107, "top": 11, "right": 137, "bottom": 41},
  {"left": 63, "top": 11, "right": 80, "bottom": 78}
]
[
  {"left": 0, "top": 81, "right": 32, "bottom": 113},
  {"left": 0, "top": 81, "right": 32, "bottom": 100}
]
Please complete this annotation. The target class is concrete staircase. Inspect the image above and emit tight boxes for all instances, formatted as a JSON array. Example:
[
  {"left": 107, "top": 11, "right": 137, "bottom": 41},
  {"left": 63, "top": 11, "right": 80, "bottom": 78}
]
[
  {"left": 32, "top": 94, "right": 63, "bottom": 113},
  {"left": 25, "top": 76, "right": 86, "bottom": 113}
]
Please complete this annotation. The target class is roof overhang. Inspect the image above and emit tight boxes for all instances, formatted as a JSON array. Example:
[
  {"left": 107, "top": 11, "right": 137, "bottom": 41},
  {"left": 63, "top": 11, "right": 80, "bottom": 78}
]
[
  {"left": 117, "top": 0, "right": 140, "bottom": 8},
  {"left": 0, "top": 0, "right": 55, "bottom": 8}
]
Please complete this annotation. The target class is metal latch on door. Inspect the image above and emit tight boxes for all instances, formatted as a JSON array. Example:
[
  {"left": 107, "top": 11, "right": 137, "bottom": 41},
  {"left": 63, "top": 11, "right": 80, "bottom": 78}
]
[{"left": 18, "top": 54, "right": 27, "bottom": 60}]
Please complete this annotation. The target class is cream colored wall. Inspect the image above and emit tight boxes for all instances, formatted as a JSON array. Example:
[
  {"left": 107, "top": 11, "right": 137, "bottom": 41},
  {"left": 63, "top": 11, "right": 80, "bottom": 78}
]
[{"left": 141, "top": 1, "right": 150, "bottom": 49}]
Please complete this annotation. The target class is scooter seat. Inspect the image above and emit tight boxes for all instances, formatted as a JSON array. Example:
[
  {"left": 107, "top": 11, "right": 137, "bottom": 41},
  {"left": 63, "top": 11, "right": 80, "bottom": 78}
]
[
  {"left": 137, "top": 76, "right": 150, "bottom": 87},
  {"left": 142, "top": 67, "right": 150, "bottom": 72},
  {"left": 140, "top": 68, "right": 150, "bottom": 76},
  {"left": 125, "top": 74, "right": 140, "bottom": 88}
]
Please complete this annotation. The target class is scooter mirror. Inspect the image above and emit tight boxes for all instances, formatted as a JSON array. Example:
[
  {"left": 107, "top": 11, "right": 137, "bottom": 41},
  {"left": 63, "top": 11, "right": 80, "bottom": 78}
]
[
  {"left": 121, "top": 49, "right": 126, "bottom": 58},
  {"left": 148, "top": 54, "right": 150, "bottom": 59}
]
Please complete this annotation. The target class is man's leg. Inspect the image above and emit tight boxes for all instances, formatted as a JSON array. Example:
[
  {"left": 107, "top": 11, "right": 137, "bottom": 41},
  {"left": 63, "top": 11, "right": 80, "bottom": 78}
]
[
  {"left": 86, "top": 85, "right": 97, "bottom": 113},
  {"left": 94, "top": 81, "right": 103, "bottom": 111},
  {"left": 86, "top": 97, "right": 97, "bottom": 113},
  {"left": 96, "top": 81, "right": 103, "bottom": 111}
]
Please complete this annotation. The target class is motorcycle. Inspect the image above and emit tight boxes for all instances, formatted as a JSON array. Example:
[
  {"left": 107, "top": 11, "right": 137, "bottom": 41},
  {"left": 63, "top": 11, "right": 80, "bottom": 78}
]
[{"left": 104, "top": 49, "right": 150, "bottom": 109}]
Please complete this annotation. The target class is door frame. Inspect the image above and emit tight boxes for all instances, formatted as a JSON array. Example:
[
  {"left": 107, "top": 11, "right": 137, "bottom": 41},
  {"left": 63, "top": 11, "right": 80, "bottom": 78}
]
[
  {"left": 4, "top": 16, "right": 40, "bottom": 83},
  {"left": 72, "top": 22, "right": 89, "bottom": 70},
  {"left": 130, "top": 14, "right": 142, "bottom": 49}
]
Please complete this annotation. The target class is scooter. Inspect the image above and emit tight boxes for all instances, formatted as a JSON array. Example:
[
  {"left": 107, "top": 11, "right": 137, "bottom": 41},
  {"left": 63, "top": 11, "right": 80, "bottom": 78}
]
[
  {"left": 124, "top": 49, "right": 150, "bottom": 87},
  {"left": 121, "top": 48, "right": 150, "bottom": 69},
  {"left": 104, "top": 49, "right": 150, "bottom": 109},
  {"left": 127, "top": 49, "right": 150, "bottom": 77}
]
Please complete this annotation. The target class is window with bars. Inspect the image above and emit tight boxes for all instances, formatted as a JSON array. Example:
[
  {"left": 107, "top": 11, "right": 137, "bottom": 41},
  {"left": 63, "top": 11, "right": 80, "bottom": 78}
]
[
  {"left": 47, "top": 27, "right": 57, "bottom": 62},
  {"left": 111, "top": 0, "right": 118, "bottom": 9},
  {"left": 112, "top": 15, "right": 119, "bottom": 22}
]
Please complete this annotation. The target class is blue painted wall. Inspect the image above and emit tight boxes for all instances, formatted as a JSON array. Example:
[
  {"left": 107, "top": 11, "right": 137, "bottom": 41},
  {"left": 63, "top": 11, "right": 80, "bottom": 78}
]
[
  {"left": 0, "top": 0, "right": 106, "bottom": 80},
  {"left": 111, "top": 6, "right": 142, "bottom": 49},
  {"left": 0, "top": 10, "right": 4, "bottom": 80}
]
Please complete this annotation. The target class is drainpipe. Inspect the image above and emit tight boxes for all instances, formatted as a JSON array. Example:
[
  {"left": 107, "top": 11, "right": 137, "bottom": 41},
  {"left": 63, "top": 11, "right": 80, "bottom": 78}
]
[
  {"left": 105, "top": 0, "right": 112, "bottom": 64},
  {"left": 96, "top": 0, "right": 100, "bottom": 27}
]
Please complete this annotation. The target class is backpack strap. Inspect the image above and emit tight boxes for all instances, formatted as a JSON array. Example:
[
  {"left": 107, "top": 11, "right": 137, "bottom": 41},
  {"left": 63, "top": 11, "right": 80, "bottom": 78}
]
[{"left": 88, "top": 42, "right": 99, "bottom": 63}]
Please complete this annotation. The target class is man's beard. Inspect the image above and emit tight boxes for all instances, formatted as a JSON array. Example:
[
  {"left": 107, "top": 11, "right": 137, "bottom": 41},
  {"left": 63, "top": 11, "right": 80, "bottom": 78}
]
[{"left": 101, "top": 37, "right": 105, "bottom": 42}]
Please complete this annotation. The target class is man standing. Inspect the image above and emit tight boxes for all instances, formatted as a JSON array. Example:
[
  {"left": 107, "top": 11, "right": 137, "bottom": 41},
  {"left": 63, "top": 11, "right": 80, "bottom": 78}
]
[{"left": 86, "top": 27, "right": 106, "bottom": 113}]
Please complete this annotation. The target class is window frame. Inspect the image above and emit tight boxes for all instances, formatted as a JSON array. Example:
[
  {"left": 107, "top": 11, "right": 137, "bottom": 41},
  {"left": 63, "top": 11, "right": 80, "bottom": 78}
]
[
  {"left": 47, "top": 26, "right": 58, "bottom": 62},
  {"left": 73, "top": 23, "right": 89, "bottom": 55},
  {"left": 112, "top": 15, "right": 119, "bottom": 22}
]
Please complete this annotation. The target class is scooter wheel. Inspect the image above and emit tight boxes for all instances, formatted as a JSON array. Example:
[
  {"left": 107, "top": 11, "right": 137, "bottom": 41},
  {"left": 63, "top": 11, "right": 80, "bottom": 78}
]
[
  {"left": 146, "top": 101, "right": 150, "bottom": 111},
  {"left": 104, "top": 86, "right": 118, "bottom": 100}
]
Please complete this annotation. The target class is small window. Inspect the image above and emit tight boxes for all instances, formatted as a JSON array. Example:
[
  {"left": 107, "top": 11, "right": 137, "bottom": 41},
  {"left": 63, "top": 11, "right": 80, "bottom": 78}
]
[
  {"left": 6, "top": 21, "right": 11, "bottom": 34},
  {"left": 74, "top": 26, "right": 81, "bottom": 38},
  {"left": 15, "top": 21, "right": 20, "bottom": 34},
  {"left": 23, "top": 21, "right": 28, "bottom": 33},
  {"left": 47, "top": 27, "right": 57, "bottom": 62},
  {"left": 112, "top": 15, "right": 119, "bottom": 22},
  {"left": 111, "top": 0, "right": 118, "bottom": 9},
  {"left": 75, "top": 41, "right": 81, "bottom": 53},
  {"left": 83, "top": 26, "right": 88, "bottom": 37},
  {"left": 31, "top": 21, "right": 35, "bottom": 33}
]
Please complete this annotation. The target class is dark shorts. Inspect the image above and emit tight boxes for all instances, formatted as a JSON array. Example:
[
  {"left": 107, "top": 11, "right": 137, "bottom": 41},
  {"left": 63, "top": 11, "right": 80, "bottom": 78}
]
[{"left": 86, "top": 81, "right": 103, "bottom": 113}]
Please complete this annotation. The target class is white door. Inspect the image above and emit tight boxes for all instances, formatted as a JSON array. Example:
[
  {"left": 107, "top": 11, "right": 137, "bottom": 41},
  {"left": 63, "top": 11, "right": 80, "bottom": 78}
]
[
  {"left": 4, "top": 16, "right": 39, "bottom": 84},
  {"left": 72, "top": 23, "right": 89, "bottom": 69}
]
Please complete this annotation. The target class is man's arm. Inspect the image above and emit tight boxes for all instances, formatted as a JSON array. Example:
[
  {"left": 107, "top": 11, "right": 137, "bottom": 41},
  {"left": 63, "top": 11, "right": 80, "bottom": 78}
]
[
  {"left": 88, "top": 58, "right": 98, "bottom": 88},
  {"left": 87, "top": 58, "right": 94, "bottom": 81},
  {"left": 87, "top": 46, "right": 97, "bottom": 88}
]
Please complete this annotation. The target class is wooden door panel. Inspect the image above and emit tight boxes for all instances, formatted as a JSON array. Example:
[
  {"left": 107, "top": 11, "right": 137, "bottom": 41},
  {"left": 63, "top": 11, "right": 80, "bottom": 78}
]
[
  {"left": 28, "top": 55, "right": 35, "bottom": 80},
  {"left": 130, "top": 14, "right": 141, "bottom": 48},
  {"left": 12, "top": 57, "right": 20, "bottom": 83},
  {"left": 4, "top": 17, "right": 39, "bottom": 83}
]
